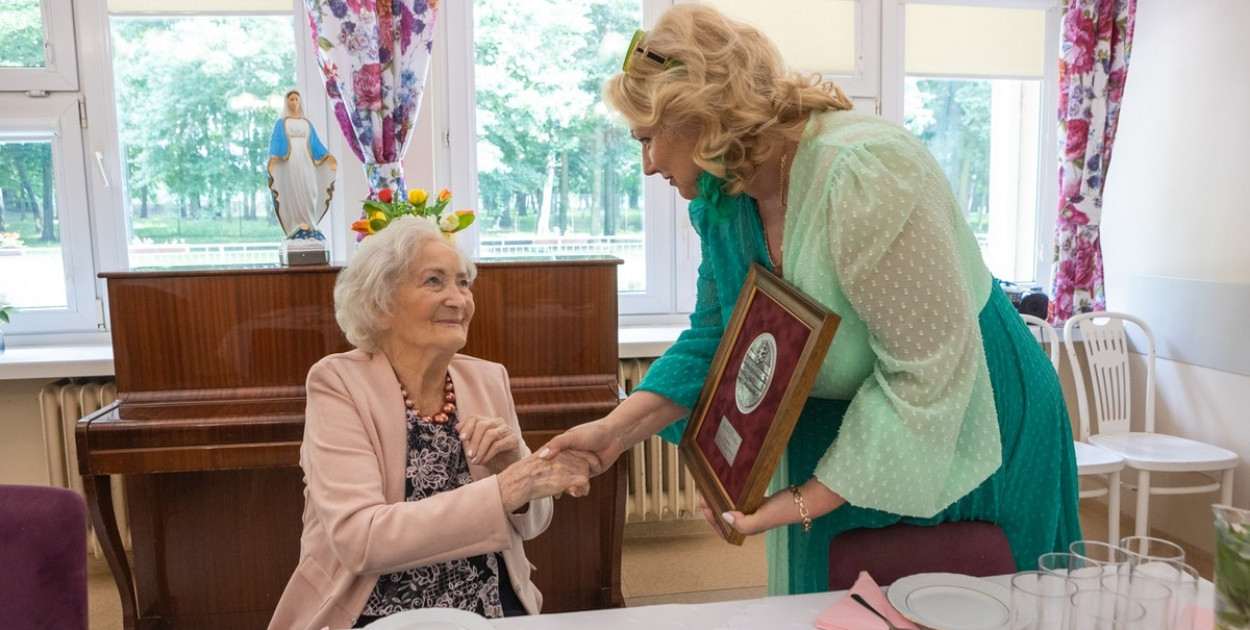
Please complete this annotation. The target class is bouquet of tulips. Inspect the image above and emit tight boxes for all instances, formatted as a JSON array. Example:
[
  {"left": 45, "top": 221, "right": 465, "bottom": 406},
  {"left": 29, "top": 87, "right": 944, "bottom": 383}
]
[{"left": 351, "top": 187, "right": 475, "bottom": 238}]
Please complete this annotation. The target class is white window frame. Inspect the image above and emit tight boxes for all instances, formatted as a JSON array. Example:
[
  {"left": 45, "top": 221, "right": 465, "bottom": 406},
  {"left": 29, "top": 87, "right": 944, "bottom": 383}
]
[
  {"left": 438, "top": 0, "right": 688, "bottom": 323},
  {"left": 0, "top": 93, "right": 99, "bottom": 333},
  {"left": 0, "top": 0, "right": 94, "bottom": 335},
  {"left": 0, "top": 0, "right": 80, "bottom": 92},
  {"left": 882, "top": 0, "right": 1060, "bottom": 285},
  {"left": 75, "top": 0, "right": 335, "bottom": 336}
]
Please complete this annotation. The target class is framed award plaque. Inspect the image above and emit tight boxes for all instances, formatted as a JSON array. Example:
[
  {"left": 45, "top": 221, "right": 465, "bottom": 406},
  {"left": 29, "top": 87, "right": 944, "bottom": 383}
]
[{"left": 678, "top": 263, "right": 840, "bottom": 545}]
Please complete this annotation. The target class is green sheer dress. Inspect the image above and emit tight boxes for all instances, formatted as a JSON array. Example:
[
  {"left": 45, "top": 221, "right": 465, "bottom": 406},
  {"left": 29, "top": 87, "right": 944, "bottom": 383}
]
[{"left": 639, "top": 109, "right": 1081, "bottom": 595}]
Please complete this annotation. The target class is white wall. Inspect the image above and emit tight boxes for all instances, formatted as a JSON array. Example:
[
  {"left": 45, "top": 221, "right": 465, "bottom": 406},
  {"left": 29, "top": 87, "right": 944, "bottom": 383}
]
[{"left": 1098, "top": 0, "right": 1250, "bottom": 552}]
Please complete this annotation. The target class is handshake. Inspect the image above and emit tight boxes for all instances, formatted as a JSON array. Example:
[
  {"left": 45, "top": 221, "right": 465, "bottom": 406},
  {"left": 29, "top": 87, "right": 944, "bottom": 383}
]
[{"left": 494, "top": 420, "right": 621, "bottom": 512}]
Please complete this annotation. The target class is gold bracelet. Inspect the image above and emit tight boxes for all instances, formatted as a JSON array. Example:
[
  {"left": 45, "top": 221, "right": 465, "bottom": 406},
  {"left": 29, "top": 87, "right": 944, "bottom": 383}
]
[{"left": 788, "top": 485, "right": 812, "bottom": 532}]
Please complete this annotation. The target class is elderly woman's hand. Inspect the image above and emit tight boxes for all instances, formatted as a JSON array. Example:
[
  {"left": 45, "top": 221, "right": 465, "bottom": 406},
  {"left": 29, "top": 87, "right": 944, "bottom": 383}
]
[
  {"left": 456, "top": 415, "right": 522, "bottom": 475},
  {"left": 496, "top": 451, "right": 593, "bottom": 513}
]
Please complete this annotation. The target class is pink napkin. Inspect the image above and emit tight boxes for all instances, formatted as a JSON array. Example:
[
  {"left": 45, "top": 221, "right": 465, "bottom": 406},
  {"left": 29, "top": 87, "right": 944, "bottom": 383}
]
[
  {"left": 1183, "top": 605, "right": 1213, "bottom": 630},
  {"left": 814, "top": 572, "right": 921, "bottom": 630}
]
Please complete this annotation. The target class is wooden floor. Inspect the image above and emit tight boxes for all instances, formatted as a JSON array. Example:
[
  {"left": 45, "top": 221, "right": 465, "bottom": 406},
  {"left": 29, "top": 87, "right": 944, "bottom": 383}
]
[{"left": 85, "top": 502, "right": 1214, "bottom": 629}]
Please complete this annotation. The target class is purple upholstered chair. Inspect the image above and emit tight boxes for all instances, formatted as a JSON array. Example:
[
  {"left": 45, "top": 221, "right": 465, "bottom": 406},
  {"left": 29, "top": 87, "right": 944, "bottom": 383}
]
[
  {"left": 827, "top": 521, "right": 1018, "bottom": 592},
  {"left": 0, "top": 484, "right": 89, "bottom": 630}
]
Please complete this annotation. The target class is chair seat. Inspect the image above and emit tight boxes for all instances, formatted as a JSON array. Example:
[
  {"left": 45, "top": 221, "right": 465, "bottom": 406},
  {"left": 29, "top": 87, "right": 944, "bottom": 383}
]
[
  {"left": 827, "top": 521, "right": 1017, "bottom": 592},
  {"left": 1074, "top": 440, "right": 1126, "bottom": 475},
  {"left": 1089, "top": 432, "right": 1239, "bottom": 472},
  {"left": 0, "top": 485, "right": 89, "bottom": 629}
]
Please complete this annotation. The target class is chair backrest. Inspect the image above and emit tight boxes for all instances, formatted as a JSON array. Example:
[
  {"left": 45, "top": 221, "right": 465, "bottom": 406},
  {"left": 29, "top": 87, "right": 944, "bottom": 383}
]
[
  {"left": 1020, "top": 314, "right": 1060, "bottom": 371},
  {"left": 0, "top": 484, "right": 89, "bottom": 630},
  {"left": 1062, "top": 311, "right": 1157, "bottom": 440},
  {"left": 827, "top": 521, "right": 1018, "bottom": 591}
]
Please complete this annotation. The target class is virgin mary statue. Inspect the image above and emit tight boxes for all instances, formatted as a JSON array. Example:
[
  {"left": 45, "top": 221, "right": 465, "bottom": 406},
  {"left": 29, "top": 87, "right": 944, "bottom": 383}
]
[{"left": 267, "top": 90, "right": 337, "bottom": 241}]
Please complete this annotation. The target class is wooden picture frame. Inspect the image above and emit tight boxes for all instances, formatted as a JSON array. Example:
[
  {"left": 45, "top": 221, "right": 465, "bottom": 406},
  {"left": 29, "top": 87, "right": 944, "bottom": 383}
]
[{"left": 678, "top": 264, "right": 840, "bottom": 545}]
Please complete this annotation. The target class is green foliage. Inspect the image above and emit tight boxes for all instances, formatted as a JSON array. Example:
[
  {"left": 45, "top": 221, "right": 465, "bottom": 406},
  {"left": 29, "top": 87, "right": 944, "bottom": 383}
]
[
  {"left": 0, "top": 305, "right": 14, "bottom": 325},
  {"left": 474, "top": 0, "right": 643, "bottom": 237},
  {"left": 0, "top": 1, "right": 44, "bottom": 68},
  {"left": 111, "top": 16, "right": 296, "bottom": 239},
  {"left": 903, "top": 78, "right": 992, "bottom": 235},
  {"left": 1215, "top": 520, "right": 1250, "bottom": 629},
  {"left": 0, "top": 142, "right": 57, "bottom": 244},
  {"left": 131, "top": 214, "right": 283, "bottom": 244}
]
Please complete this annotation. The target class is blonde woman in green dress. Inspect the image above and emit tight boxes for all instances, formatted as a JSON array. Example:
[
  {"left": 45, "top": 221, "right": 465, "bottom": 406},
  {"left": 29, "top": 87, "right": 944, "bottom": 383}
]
[{"left": 542, "top": 4, "right": 1081, "bottom": 595}]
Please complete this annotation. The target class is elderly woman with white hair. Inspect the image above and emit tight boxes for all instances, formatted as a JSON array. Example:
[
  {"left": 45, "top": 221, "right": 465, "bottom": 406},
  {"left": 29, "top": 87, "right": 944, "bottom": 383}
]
[{"left": 269, "top": 215, "right": 591, "bottom": 630}]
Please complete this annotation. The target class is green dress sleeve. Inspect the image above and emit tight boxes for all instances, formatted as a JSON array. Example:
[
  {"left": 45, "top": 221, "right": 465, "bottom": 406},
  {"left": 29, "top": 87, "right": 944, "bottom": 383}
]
[{"left": 636, "top": 173, "right": 772, "bottom": 444}]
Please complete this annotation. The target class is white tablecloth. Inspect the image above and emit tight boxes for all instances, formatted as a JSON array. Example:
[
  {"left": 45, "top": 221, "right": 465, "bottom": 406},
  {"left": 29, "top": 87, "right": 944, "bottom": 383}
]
[
  {"left": 490, "top": 575, "right": 1217, "bottom": 630},
  {"left": 490, "top": 591, "right": 840, "bottom": 630}
]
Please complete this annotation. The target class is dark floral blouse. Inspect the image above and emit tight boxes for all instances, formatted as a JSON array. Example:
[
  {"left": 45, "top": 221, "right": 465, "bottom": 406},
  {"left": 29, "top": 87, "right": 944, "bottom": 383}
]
[{"left": 359, "top": 410, "right": 505, "bottom": 619}]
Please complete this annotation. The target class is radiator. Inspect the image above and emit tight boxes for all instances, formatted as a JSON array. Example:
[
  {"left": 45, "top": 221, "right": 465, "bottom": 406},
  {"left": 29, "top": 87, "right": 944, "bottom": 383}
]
[
  {"left": 618, "top": 358, "right": 702, "bottom": 523},
  {"left": 39, "top": 377, "right": 129, "bottom": 555}
]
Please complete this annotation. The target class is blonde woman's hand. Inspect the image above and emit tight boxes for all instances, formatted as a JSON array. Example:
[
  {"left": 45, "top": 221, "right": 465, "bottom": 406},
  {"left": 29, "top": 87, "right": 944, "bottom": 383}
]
[
  {"left": 538, "top": 419, "right": 623, "bottom": 477},
  {"left": 496, "top": 451, "right": 592, "bottom": 513},
  {"left": 456, "top": 415, "right": 522, "bottom": 475}
]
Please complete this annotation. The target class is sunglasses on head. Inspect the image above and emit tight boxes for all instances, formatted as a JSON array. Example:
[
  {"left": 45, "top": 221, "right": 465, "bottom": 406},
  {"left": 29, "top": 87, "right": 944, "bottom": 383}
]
[{"left": 622, "top": 29, "right": 679, "bottom": 72}]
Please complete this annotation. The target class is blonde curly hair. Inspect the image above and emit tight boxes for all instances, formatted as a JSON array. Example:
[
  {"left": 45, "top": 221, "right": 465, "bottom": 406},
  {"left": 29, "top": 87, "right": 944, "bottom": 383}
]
[{"left": 605, "top": 4, "right": 853, "bottom": 196}]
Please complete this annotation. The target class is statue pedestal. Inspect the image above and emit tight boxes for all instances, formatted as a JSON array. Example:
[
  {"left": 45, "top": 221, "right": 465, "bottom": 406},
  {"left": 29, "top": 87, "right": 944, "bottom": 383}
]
[
  {"left": 279, "top": 232, "right": 329, "bottom": 266},
  {"left": 279, "top": 247, "right": 330, "bottom": 266}
]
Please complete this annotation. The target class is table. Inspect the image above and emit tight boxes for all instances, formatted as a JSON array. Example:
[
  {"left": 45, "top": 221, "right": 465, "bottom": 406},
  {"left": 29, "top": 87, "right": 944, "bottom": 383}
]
[{"left": 489, "top": 575, "right": 1218, "bottom": 630}]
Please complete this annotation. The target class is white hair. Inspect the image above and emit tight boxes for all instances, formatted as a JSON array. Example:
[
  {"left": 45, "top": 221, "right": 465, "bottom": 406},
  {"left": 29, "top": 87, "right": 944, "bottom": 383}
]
[{"left": 333, "top": 215, "right": 476, "bottom": 351}]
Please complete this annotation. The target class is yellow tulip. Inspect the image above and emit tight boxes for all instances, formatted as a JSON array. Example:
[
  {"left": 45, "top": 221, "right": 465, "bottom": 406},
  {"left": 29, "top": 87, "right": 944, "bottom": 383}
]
[{"left": 408, "top": 189, "right": 428, "bottom": 205}]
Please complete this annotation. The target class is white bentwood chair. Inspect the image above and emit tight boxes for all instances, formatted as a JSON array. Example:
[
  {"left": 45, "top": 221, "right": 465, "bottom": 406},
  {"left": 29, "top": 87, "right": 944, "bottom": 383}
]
[
  {"left": 1062, "top": 311, "right": 1237, "bottom": 539},
  {"left": 1021, "top": 314, "right": 1126, "bottom": 544}
]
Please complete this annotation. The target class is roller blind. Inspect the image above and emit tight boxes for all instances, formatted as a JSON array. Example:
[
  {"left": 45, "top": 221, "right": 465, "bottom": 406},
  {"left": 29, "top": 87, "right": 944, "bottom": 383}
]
[
  {"left": 906, "top": 4, "right": 1046, "bottom": 79},
  {"left": 703, "top": 0, "right": 858, "bottom": 75}
]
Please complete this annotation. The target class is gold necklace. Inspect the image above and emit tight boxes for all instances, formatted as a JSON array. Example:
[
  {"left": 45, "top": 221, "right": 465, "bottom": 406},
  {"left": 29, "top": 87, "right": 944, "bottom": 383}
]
[
  {"left": 780, "top": 147, "right": 790, "bottom": 208},
  {"left": 763, "top": 146, "right": 789, "bottom": 275}
]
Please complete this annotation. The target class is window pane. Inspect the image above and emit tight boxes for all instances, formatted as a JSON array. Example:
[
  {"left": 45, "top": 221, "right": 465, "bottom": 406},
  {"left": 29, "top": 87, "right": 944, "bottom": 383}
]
[
  {"left": 0, "top": 0, "right": 46, "bottom": 69},
  {"left": 110, "top": 15, "right": 296, "bottom": 269},
  {"left": 0, "top": 139, "right": 66, "bottom": 309},
  {"left": 472, "top": 0, "right": 646, "bottom": 292},
  {"left": 903, "top": 77, "right": 1042, "bottom": 281}
]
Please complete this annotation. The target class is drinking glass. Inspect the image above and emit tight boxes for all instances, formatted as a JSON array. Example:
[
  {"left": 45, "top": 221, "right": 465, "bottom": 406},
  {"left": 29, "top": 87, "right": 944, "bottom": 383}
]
[
  {"left": 1066, "top": 590, "right": 1147, "bottom": 630},
  {"left": 1070, "top": 540, "right": 1132, "bottom": 585},
  {"left": 1120, "top": 535, "right": 1186, "bottom": 567},
  {"left": 1039, "top": 551, "right": 1108, "bottom": 593},
  {"left": 1071, "top": 540, "right": 1132, "bottom": 566},
  {"left": 1012, "top": 570, "right": 1075, "bottom": 629},
  {"left": 1163, "top": 561, "right": 1201, "bottom": 630},
  {"left": 1100, "top": 573, "right": 1172, "bottom": 630}
]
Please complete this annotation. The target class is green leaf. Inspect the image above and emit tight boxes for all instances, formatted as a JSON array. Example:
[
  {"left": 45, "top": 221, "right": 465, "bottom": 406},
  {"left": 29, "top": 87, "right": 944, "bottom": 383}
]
[{"left": 362, "top": 200, "right": 391, "bottom": 215}]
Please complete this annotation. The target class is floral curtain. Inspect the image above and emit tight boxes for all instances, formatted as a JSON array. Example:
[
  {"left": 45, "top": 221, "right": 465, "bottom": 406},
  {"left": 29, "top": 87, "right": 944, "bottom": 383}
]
[
  {"left": 1049, "top": 0, "right": 1137, "bottom": 324},
  {"left": 304, "top": 0, "right": 439, "bottom": 197}
]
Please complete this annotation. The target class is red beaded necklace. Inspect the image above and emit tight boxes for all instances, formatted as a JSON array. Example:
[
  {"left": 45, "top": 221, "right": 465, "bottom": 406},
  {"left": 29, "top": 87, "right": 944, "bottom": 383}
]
[{"left": 399, "top": 372, "right": 457, "bottom": 424}]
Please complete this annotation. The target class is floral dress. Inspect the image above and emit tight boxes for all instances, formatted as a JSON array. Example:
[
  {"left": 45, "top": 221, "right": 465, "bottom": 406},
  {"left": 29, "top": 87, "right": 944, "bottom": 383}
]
[{"left": 359, "top": 410, "right": 506, "bottom": 619}]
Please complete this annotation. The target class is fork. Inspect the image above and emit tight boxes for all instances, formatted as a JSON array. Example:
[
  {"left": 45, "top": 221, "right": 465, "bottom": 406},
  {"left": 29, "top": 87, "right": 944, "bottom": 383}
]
[{"left": 851, "top": 593, "right": 904, "bottom": 630}]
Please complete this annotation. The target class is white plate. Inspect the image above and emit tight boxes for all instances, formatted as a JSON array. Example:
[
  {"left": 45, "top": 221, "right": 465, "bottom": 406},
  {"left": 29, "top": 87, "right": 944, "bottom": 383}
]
[
  {"left": 362, "top": 607, "right": 495, "bottom": 630},
  {"left": 886, "top": 573, "right": 1023, "bottom": 630}
]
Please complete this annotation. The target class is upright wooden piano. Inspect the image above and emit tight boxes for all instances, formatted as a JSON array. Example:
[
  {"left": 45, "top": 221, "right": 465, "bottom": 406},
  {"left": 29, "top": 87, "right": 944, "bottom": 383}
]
[{"left": 77, "top": 259, "right": 625, "bottom": 630}]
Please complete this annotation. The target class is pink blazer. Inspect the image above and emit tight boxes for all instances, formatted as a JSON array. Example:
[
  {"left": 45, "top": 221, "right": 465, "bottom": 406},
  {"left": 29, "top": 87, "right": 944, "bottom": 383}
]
[{"left": 268, "top": 350, "right": 552, "bottom": 630}]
